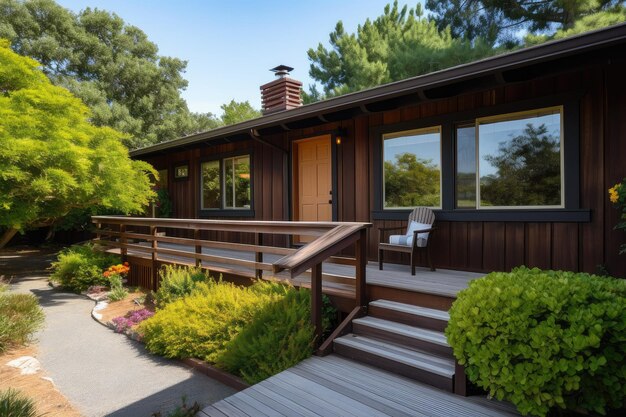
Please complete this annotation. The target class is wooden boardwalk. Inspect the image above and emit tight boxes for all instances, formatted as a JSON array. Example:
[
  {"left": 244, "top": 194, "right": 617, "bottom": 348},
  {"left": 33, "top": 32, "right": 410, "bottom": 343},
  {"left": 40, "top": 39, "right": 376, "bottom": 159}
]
[
  {"left": 119, "top": 242, "right": 484, "bottom": 298},
  {"left": 200, "top": 355, "right": 519, "bottom": 417}
]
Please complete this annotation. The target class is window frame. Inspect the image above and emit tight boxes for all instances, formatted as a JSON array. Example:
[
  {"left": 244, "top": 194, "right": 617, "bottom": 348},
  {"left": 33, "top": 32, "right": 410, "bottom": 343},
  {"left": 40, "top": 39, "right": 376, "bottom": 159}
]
[
  {"left": 372, "top": 93, "right": 589, "bottom": 222},
  {"left": 198, "top": 152, "right": 254, "bottom": 217},
  {"left": 382, "top": 125, "right": 443, "bottom": 210}
]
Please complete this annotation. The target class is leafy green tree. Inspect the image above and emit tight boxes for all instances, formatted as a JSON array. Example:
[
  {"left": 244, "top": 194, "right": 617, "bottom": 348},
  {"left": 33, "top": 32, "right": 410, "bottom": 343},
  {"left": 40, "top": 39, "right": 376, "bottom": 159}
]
[
  {"left": 0, "top": 0, "right": 215, "bottom": 148},
  {"left": 307, "top": 1, "right": 497, "bottom": 98},
  {"left": 480, "top": 124, "right": 561, "bottom": 206},
  {"left": 219, "top": 100, "right": 261, "bottom": 126},
  {"left": 426, "top": 0, "right": 625, "bottom": 45},
  {"left": 0, "top": 39, "right": 156, "bottom": 248},
  {"left": 384, "top": 153, "right": 440, "bottom": 207}
]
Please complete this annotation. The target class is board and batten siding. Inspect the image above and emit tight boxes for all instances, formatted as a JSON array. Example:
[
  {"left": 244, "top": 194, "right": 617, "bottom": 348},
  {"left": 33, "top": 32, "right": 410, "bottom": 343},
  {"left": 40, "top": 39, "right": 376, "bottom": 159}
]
[{"left": 138, "top": 59, "right": 626, "bottom": 278}]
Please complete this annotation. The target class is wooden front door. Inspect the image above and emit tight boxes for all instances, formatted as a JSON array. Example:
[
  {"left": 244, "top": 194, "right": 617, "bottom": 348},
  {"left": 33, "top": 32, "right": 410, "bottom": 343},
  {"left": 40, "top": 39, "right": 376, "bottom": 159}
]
[{"left": 293, "top": 135, "right": 332, "bottom": 240}]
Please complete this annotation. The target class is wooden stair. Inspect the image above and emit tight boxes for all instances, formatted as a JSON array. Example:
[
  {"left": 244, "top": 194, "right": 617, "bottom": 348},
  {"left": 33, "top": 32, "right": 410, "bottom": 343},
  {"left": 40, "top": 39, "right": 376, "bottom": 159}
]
[{"left": 333, "top": 299, "right": 463, "bottom": 394}]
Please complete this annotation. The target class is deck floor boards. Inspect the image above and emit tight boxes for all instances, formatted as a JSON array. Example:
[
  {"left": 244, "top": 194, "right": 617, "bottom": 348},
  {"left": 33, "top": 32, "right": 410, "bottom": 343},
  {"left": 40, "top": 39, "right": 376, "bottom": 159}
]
[{"left": 202, "top": 355, "right": 519, "bottom": 417}]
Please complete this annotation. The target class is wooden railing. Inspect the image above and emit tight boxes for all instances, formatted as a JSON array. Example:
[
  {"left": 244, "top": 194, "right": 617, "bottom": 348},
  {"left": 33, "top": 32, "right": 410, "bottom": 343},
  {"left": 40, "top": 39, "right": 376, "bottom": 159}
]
[{"left": 92, "top": 216, "right": 371, "bottom": 343}]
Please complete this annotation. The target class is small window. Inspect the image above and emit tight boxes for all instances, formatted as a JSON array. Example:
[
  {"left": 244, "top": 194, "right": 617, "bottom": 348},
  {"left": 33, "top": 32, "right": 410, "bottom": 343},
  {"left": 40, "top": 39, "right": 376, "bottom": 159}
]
[
  {"left": 201, "top": 155, "right": 251, "bottom": 210},
  {"left": 477, "top": 107, "right": 563, "bottom": 208},
  {"left": 383, "top": 126, "right": 441, "bottom": 209},
  {"left": 174, "top": 164, "right": 189, "bottom": 179}
]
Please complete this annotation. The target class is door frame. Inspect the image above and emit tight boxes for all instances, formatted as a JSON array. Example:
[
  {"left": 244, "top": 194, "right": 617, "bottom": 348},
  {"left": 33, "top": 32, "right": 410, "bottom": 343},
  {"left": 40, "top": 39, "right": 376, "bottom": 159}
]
[{"left": 289, "top": 132, "right": 338, "bottom": 222}]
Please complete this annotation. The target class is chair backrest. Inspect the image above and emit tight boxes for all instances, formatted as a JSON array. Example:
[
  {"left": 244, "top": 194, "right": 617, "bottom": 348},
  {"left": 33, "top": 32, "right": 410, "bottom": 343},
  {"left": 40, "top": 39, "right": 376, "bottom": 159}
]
[{"left": 406, "top": 207, "right": 435, "bottom": 233}]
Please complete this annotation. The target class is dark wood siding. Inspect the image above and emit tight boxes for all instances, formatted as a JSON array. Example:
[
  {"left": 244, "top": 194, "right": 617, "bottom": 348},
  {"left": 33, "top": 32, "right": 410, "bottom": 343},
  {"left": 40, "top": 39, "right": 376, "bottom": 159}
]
[{"left": 138, "top": 58, "right": 626, "bottom": 278}]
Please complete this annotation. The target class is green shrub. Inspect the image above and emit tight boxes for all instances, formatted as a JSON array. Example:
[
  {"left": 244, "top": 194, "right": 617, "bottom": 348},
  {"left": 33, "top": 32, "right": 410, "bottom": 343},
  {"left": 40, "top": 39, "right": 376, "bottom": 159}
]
[
  {"left": 139, "top": 280, "right": 284, "bottom": 362},
  {"left": 0, "top": 389, "right": 37, "bottom": 417},
  {"left": 50, "top": 244, "right": 120, "bottom": 293},
  {"left": 107, "top": 274, "right": 129, "bottom": 302},
  {"left": 217, "top": 287, "right": 317, "bottom": 384},
  {"left": 0, "top": 293, "right": 45, "bottom": 353},
  {"left": 446, "top": 267, "right": 626, "bottom": 416},
  {"left": 154, "top": 265, "right": 211, "bottom": 309}
]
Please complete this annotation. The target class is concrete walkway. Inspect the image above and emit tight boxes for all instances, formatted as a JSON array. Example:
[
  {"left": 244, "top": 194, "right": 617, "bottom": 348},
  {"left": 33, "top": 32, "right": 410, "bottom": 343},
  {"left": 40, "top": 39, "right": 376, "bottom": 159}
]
[{"left": 1, "top": 247, "right": 236, "bottom": 417}]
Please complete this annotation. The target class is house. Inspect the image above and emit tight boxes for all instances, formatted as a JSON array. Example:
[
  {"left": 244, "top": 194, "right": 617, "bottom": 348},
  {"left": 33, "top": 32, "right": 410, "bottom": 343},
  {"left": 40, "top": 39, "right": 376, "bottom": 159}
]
[{"left": 130, "top": 24, "right": 626, "bottom": 279}]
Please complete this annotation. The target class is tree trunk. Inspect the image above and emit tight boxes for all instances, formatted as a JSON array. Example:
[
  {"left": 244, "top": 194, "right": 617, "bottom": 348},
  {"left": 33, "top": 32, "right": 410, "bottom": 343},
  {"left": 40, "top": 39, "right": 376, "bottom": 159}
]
[
  {"left": 0, "top": 228, "right": 18, "bottom": 249},
  {"left": 45, "top": 226, "right": 56, "bottom": 242}
]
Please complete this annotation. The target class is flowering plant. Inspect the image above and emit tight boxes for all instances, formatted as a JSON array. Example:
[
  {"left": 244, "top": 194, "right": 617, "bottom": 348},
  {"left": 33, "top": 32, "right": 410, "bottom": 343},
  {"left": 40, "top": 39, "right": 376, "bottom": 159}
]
[
  {"left": 103, "top": 262, "right": 130, "bottom": 278},
  {"left": 608, "top": 179, "right": 626, "bottom": 254},
  {"left": 111, "top": 308, "right": 154, "bottom": 333}
]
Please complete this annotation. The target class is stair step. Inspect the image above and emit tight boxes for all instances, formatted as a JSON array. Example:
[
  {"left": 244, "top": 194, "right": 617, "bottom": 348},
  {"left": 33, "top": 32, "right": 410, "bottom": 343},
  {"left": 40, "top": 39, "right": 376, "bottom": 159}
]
[
  {"left": 369, "top": 299, "right": 449, "bottom": 331},
  {"left": 353, "top": 316, "right": 452, "bottom": 357},
  {"left": 334, "top": 334, "right": 455, "bottom": 392}
]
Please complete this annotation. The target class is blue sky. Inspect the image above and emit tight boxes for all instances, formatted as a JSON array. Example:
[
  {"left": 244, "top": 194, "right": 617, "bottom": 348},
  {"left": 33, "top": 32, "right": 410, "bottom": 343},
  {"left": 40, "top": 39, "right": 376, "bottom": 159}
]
[{"left": 57, "top": 0, "right": 404, "bottom": 116}]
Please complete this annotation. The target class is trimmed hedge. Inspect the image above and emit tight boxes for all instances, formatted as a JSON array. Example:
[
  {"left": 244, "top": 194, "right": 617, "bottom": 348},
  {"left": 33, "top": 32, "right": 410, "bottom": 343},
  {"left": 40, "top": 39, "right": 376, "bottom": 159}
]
[{"left": 446, "top": 267, "right": 626, "bottom": 416}]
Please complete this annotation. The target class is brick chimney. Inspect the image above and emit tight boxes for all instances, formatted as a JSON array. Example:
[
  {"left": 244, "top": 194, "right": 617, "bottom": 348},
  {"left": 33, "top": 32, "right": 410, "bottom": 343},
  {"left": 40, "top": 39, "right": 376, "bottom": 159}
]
[{"left": 260, "top": 65, "right": 302, "bottom": 114}]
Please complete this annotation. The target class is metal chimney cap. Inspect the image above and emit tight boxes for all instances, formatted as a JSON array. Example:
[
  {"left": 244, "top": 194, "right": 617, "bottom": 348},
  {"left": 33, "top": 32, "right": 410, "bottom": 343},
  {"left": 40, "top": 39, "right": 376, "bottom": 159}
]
[{"left": 270, "top": 65, "right": 294, "bottom": 78}]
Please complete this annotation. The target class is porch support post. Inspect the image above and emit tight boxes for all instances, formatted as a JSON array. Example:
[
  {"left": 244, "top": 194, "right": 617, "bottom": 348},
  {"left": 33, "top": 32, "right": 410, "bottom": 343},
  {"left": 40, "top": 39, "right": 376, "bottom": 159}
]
[
  {"left": 255, "top": 233, "right": 263, "bottom": 279},
  {"left": 194, "top": 229, "right": 202, "bottom": 267},
  {"left": 455, "top": 361, "right": 468, "bottom": 396},
  {"left": 120, "top": 224, "right": 127, "bottom": 262},
  {"left": 151, "top": 226, "right": 158, "bottom": 291},
  {"left": 311, "top": 262, "right": 323, "bottom": 346},
  {"left": 355, "top": 228, "right": 367, "bottom": 307}
]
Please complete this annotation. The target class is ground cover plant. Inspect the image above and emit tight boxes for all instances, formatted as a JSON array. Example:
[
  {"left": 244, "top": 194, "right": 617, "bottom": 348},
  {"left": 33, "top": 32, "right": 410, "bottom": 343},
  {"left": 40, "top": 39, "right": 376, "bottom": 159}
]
[
  {"left": 112, "top": 309, "right": 154, "bottom": 334},
  {"left": 0, "top": 283, "right": 44, "bottom": 353},
  {"left": 50, "top": 244, "right": 120, "bottom": 293},
  {"left": 446, "top": 267, "right": 626, "bottom": 416}
]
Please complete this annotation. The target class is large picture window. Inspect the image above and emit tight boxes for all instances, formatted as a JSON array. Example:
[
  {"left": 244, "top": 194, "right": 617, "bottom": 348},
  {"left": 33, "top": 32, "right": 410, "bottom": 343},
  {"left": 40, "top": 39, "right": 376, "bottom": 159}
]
[
  {"left": 201, "top": 155, "right": 251, "bottom": 210},
  {"left": 480, "top": 107, "right": 563, "bottom": 208},
  {"left": 383, "top": 126, "right": 441, "bottom": 209}
]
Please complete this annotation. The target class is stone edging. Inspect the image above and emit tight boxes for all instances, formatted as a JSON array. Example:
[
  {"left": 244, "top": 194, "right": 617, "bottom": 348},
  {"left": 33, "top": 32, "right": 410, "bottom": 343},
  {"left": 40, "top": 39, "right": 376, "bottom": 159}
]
[{"left": 87, "top": 294, "right": 249, "bottom": 391}]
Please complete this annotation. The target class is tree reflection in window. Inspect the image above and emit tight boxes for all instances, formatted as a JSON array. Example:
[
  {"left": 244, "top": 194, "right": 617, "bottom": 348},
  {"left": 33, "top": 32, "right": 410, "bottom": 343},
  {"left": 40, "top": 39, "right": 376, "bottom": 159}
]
[
  {"left": 201, "top": 160, "right": 220, "bottom": 209},
  {"left": 479, "top": 110, "right": 562, "bottom": 207},
  {"left": 224, "top": 156, "right": 250, "bottom": 208},
  {"left": 383, "top": 127, "right": 441, "bottom": 208}
]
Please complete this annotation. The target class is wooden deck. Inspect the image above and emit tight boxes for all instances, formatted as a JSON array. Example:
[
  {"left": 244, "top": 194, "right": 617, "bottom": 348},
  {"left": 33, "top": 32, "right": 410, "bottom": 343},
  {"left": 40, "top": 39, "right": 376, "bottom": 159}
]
[
  {"left": 200, "top": 355, "right": 519, "bottom": 417},
  {"left": 120, "top": 242, "right": 484, "bottom": 299}
]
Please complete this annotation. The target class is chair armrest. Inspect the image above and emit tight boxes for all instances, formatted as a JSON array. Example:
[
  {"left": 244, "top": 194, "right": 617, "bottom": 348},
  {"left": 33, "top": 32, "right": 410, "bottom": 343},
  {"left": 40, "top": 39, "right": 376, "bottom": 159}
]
[{"left": 411, "top": 227, "right": 436, "bottom": 247}]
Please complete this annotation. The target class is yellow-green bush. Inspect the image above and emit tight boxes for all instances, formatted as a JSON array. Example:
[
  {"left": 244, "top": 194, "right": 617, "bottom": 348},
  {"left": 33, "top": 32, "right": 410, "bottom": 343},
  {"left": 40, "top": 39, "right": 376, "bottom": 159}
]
[
  {"left": 139, "top": 280, "right": 284, "bottom": 362},
  {"left": 154, "top": 265, "right": 211, "bottom": 309},
  {"left": 446, "top": 267, "right": 626, "bottom": 416},
  {"left": 216, "top": 288, "right": 316, "bottom": 384}
]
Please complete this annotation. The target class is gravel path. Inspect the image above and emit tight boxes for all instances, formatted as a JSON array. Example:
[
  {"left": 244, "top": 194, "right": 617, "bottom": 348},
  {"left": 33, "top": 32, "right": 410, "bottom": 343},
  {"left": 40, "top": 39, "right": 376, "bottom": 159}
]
[{"left": 1, "top": 247, "right": 236, "bottom": 417}]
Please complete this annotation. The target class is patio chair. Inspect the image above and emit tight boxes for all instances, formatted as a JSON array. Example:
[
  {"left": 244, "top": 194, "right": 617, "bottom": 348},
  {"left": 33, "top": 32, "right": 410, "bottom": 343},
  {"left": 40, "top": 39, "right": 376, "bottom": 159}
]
[{"left": 378, "top": 207, "right": 436, "bottom": 275}]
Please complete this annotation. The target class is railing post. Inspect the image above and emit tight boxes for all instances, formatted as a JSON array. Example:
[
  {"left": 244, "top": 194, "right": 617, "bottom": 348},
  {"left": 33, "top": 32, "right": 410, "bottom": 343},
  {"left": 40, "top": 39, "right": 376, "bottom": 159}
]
[
  {"left": 151, "top": 226, "right": 158, "bottom": 291},
  {"left": 355, "top": 228, "right": 367, "bottom": 307},
  {"left": 194, "top": 229, "right": 201, "bottom": 267},
  {"left": 95, "top": 221, "right": 102, "bottom": 241},
  {"left": 311, "top": 262, "right": 323, "bottom": 347},
  {"left": 255, "top": 233, "right": 263, "bottom": 279},
  {"left": 120, "top": 224, "right": 127, "bottom": 262}
]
